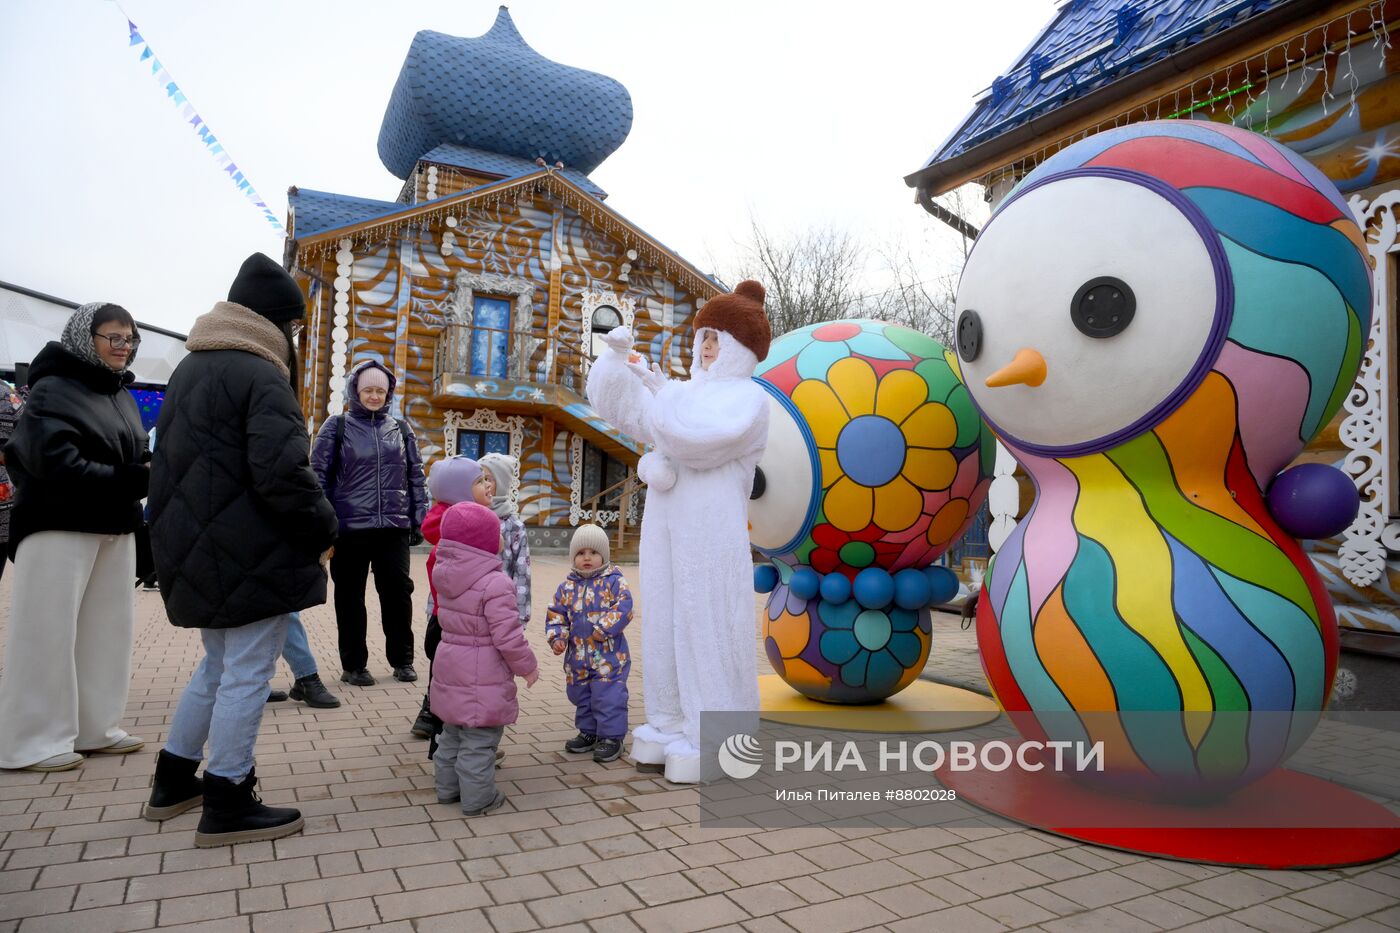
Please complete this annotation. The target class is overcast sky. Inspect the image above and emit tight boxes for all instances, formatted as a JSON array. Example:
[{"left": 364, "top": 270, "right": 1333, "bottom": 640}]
[{"left": 1, "top": 0, "right": 1054, "bottom": 333}]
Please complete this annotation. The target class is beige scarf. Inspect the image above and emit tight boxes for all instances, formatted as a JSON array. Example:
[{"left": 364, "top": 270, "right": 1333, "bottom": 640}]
[{"left": 185, "top": 301, "right": 290, "bottom": 379}]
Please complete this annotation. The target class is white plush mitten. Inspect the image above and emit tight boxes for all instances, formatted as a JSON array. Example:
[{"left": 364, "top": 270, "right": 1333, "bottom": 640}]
[
  {"left": 628, "top": 358, "right": 667, "bottom": 394},
  {"left": 637, "top": 450, "right": 677, "bottom": 491},
  {"left": 601, "top": 325, "right": 634, "bottom": 354}
]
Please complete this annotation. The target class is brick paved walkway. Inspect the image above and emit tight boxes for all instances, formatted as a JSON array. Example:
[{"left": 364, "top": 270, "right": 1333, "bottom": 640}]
[{"left": 1, "top": 555, "right": 1398, "bottom": 932}]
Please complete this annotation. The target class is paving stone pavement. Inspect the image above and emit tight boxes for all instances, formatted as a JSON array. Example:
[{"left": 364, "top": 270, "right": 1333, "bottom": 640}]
[{"left": 1, "top": 554, "right": 1397, "bottom": 932}]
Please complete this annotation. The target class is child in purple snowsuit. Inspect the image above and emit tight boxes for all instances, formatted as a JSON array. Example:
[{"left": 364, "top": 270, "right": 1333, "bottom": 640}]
[{"left": 546, "top": 524, "right": 632, "bottom": 764}]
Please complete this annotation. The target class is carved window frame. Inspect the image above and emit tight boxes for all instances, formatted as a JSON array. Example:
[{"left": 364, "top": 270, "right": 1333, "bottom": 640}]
[
  {"left": 447, "top": 272, "right": 540, "bottom": 378},
  {"left": 442, "top": 408, "right": 525, "bottom": 512},
  {"left": 568, "top": 434, "right": 638, "bottom": 526},
  {"left": 580, "top": 289, "right": 636, "bottom": 359}
]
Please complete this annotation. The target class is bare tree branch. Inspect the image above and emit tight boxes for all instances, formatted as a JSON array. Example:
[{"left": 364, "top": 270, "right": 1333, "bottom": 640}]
[
  {"left": 728, "top": 186, "right": 983, "bottom": 344},
  {"left": 734, "top": 219, "right": 868, "bottom": 337}
]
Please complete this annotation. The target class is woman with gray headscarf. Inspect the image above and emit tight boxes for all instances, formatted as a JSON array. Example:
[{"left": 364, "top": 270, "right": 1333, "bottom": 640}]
[{"left": 0, "top": 303, "right": 149, "bottom": 772}]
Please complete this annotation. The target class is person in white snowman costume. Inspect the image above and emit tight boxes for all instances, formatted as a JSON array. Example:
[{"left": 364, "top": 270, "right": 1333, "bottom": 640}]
[{"left": 585, "top": 280, "right": 770, "bottom": 784}]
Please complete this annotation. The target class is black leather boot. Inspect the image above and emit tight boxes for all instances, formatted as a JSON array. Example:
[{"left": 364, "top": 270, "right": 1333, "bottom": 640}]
[
  {"left": 142, "top": 749, "right": 204, "bottom": 822},
  {"left": 288, "top": 674, "right": 341, "bottom": 709},
  {"left": 411, "top": 695, "right": 442, "bottom": 739},
  {"left": 194, "top": 769, "right": 303, "bottom": 848}
]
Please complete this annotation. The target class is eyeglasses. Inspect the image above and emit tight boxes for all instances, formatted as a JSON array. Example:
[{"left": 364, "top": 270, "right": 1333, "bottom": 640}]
[{"left": 94, "top": 333, "right": 141, "bottom": 350}]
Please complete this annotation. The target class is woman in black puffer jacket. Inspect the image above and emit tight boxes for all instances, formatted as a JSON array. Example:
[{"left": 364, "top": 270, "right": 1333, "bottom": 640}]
[
  {"left": 310, "top": 360, "right": 427, "bottom": 687},
  {"left": 0, "top": 303, "right": 149, "bottom": 772}
]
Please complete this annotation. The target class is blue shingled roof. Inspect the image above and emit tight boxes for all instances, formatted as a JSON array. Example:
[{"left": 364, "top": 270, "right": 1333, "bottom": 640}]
[
  {"left": 377, "top": 7, "right": 632, "bottom": 180},
  {"left": 288, "top": 188, "right": 403, "bottom": 238},
  {"left": 289, "top": 181, "right": 519, "bottom": 240},
  {"left": 920, "top": 0, "right": 1289, "bottom": 174},
  {"left": 420, "top": 143, "right": 608, "bottom": 199}
]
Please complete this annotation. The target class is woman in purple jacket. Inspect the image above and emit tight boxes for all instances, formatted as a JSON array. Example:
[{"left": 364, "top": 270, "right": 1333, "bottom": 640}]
[{"left": 311, "top": 361, "right": 428, "bottom": 686}]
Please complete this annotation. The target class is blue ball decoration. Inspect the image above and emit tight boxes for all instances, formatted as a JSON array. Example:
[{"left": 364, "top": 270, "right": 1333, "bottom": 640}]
[
  {"left": 852, "top": 567, "right": 895, "bottom": 610},
  {"left": 754, "top": 564, "right": 779, "bottom": 594},
  {"left": 790, "top": 567, "right": 822, "bottom": 600},
  {"left": 1267, "top": 463, "right": 1361, "bottom": 540},
  {"left": 893, "top": 568, "right": 933, "bottom": 610},
  {"left": 924, "top": 565, "right": 960, "bottom": 606},
  {"left": 820, "top": 572, "right": 852, "bottom": 604}
]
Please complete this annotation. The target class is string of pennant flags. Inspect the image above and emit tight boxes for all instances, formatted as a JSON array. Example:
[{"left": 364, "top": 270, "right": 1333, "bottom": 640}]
[{"left": 124, "top": 17, "right": 286, "bottom": 235}]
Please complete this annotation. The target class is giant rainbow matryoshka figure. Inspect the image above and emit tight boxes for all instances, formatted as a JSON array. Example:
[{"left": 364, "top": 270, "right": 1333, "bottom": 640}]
[
  {"left": 947, "top": 120, "right": 1400, "bottom": 866},
  {"left": 748, "top": 320, "right": 994, "bottom": 707}
]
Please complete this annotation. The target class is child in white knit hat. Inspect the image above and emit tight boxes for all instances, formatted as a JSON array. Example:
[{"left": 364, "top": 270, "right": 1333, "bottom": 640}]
[
  {"left": 477, "top": 453, "right": 531, "bottom": 626},
  {"left": 545, "top": 524, "right": 633, "bottom": 763}
]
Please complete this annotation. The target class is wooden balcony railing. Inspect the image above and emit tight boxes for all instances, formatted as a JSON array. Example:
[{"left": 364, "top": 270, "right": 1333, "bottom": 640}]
[
  {"left": 433, "top": 324, "right": 598, "bottom": 394},
  {"left": 433, "top": 324, "right": 529, "bottom": 386},
  {"left": 582, "top": 471, "right": 641, "bottom": 550}
]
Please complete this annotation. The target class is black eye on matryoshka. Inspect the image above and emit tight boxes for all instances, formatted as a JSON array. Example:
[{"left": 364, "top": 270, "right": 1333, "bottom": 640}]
[
  {"left": 1071, "top": 276, "right": 1135, "bottom": 338},
  {"left": 956, "top": 309, "right": 982, "bottom": 362},
  {"left": 751, "top": 466, "right": 767, "bottom": 500}
]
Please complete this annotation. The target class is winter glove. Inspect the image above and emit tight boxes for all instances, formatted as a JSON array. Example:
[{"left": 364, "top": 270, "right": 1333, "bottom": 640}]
[
  {"left": 637, "top": 450, "right": 677, "bottom": 492},
  {"left": 409, "top": 525, "right": 424, "bottom": 547},
  {"left": 627, "top": 358, "right": 667, "bottom": 394},
  {"left": 601, "top": 326, "right": 634, "bottom": 354}
]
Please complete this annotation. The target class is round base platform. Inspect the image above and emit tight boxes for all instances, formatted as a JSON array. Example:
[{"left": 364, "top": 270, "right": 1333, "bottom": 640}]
[
  {"left": 758, "top": 674, "right": 1001, "bottom": 733},
  {"left": 938, "top": 757, "right": 1400, "bottom": 869}
]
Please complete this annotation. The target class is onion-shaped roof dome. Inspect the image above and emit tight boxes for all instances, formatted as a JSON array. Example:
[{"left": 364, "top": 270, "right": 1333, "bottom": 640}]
[{"left": 377, "top": 6, "right": 633, "bottom": 180}]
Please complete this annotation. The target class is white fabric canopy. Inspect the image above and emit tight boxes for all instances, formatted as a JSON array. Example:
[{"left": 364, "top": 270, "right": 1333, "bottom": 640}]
[{"left": 1, "top": 284, "right": 187, "bottom": 385}]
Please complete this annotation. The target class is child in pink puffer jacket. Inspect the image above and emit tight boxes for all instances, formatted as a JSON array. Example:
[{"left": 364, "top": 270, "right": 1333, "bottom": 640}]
[{"left": 429, "top": 502, "right": 538, "bottom": 816}]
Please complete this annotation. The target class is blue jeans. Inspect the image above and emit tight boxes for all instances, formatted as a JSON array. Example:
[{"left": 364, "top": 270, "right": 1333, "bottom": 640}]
[
  {"left": 282, "top": 613, "right": 317, "bottom": 680},
  {"left": 165, "top": 614, "right": 291, "bottom": 780}
]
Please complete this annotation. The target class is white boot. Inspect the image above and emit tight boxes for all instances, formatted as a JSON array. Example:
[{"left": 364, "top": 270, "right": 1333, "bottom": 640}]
[
  {"left": 631, "top": 723, "right": 683, "bottom": 771},
  {"left": 663, "top": 738, "right": 702, "bottom": 785}
]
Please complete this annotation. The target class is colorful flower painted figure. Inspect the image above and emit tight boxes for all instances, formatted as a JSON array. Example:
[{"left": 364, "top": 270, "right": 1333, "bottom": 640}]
[
  {"left": 748, "top": 321, "right": 992, "bottom": 704},
  {"left": 957, "top": 121, "right": 1371, "bottom": 796}
]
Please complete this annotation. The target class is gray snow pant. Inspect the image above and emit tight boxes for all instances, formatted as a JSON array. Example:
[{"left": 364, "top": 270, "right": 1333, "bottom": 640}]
[{"left": 433, "top": 723, "right": 503, "bottom": 813}]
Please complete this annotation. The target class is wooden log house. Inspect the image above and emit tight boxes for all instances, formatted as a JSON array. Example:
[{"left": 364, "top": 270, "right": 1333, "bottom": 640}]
[{"left": 284, "top": 7, "right": 721, "bottom": 552}]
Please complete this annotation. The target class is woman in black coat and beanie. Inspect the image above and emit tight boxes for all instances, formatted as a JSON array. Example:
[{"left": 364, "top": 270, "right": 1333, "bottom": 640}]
[
  {"left": 0, "top": 303, "right": 150, "bottom": 772},
  {"left": 145, "top": 253, "right": 338, "bottom": 847}
]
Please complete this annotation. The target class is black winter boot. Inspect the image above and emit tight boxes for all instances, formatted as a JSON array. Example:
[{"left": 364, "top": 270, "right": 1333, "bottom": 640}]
[
  {"left": 142, "top": 749, "right": 203, "bottom": 822},
  {"left": 411, "top": 695, "right": 442, "bottom": 739},
  {"left": 194, "top": 769, "right": 303, "bottom": 848},
  {"left": 564, "top": 732, "right": 597, "bottom": 754},
  {"left": 289, "top": 674, "right": 341, "bottom": 709}
]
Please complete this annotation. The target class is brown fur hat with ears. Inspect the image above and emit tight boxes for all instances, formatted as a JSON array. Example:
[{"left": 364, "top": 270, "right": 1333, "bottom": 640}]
[{"left": 693, "top": 280, "right": 771, "bottom": 362}]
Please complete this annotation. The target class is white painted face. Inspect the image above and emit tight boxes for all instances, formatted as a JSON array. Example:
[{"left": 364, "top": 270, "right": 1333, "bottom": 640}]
[
  {"left": 954, "top": 173, "right": 1224, "bottom": 454},
  {"left": 748, "top": 392, "right": 817, "bottom": 555}
]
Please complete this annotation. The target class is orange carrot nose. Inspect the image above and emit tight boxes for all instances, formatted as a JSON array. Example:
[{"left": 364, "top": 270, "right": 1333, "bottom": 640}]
[{"left": 985, "top": 347, "right": 1048, "bottom": 388}]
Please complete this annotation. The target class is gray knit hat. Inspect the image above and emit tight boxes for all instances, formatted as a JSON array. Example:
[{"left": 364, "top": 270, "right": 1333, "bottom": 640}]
[
  {"left": 478, "top": 453, "right": 518, "bottom": 519},
  {"left": 569, "top": 523, "right": 610, "bottom": 566}
]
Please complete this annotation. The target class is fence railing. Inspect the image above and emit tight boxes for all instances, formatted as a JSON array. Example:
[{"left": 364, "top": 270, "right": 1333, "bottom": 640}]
[
  {"left": 433, "top": 324, "right": 598, "bottom": 394},
  {"left": 432, "top": 324, "right": 527, "bottom": 386},
  {"left": 551, "top": 337, "right": 593, "bottom": 395},
  {"left": 582, "top": 471, "right": 640, "bottom": 547}
]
